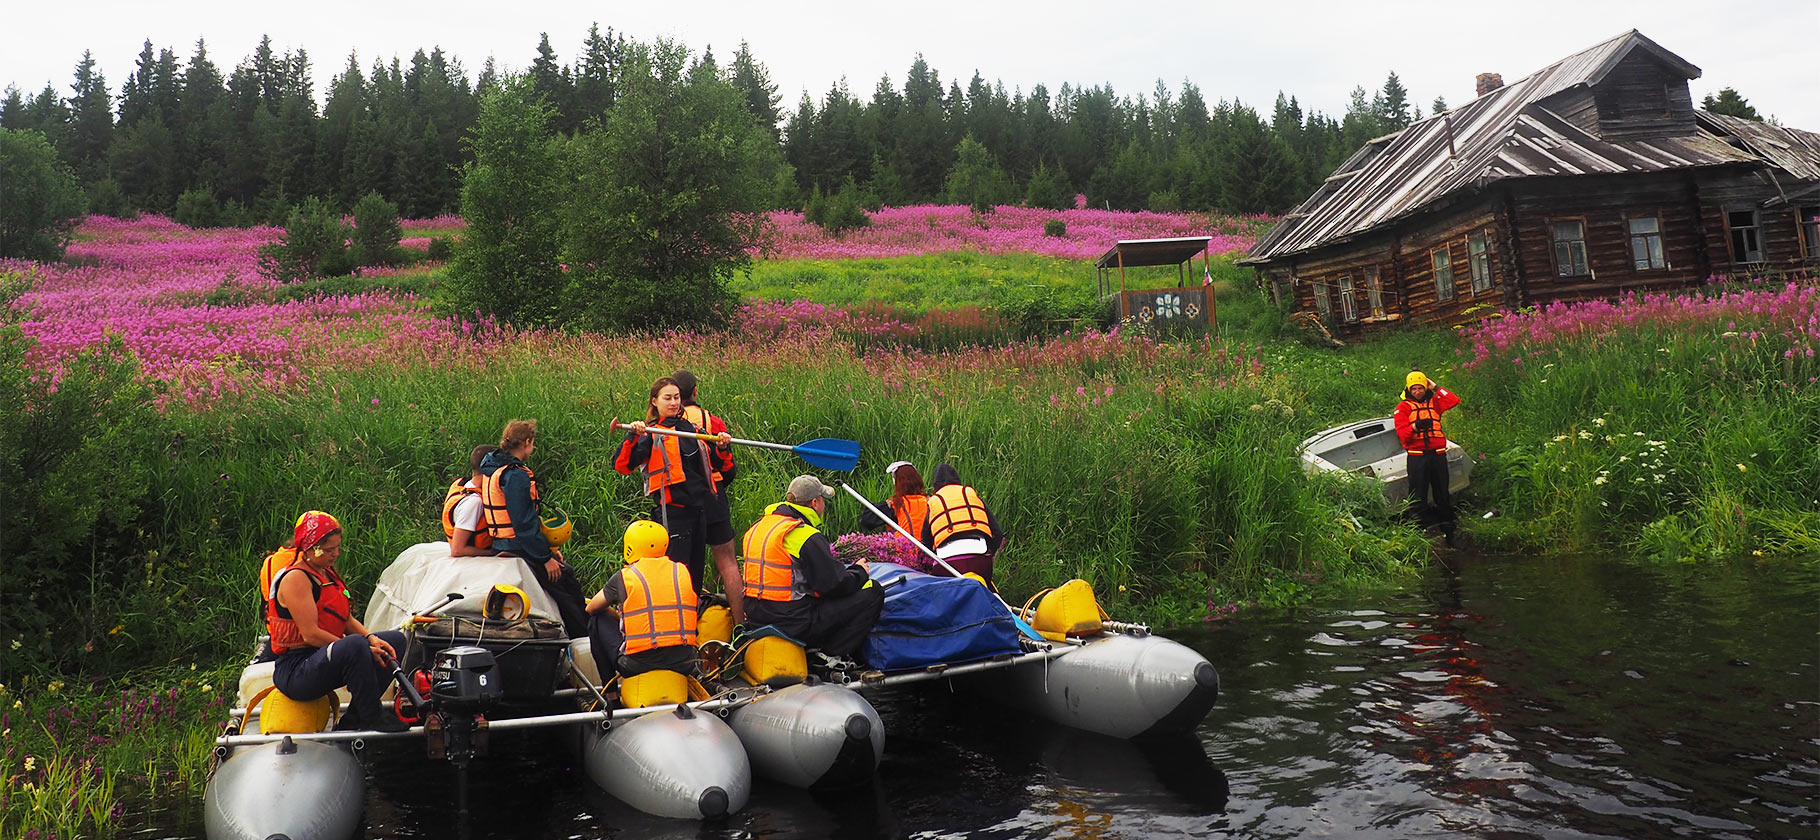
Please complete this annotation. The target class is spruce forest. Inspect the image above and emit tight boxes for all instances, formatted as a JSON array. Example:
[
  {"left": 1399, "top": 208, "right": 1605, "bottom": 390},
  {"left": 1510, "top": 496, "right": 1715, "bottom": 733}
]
[{"left": 0, "top": 27, "right": 1436, "bottom": 223}]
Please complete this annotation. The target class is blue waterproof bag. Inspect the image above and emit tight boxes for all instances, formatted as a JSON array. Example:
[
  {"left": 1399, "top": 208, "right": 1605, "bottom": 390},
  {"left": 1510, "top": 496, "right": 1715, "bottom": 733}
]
[{"left": 862, "top": 563, "right": 1021, "bottom": 671}]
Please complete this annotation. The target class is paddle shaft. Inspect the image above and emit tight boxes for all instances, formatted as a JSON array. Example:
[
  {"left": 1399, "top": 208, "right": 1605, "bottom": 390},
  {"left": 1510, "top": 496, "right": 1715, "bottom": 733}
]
[{"left": 612, "top": 421, "right": 794, "bottom": 454}]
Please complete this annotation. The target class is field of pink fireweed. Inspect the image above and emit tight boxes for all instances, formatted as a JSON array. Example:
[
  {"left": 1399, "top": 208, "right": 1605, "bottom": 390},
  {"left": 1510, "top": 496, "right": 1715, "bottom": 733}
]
[
  {"left": 4, "top": 216, "right": 500, "bottom": 407},
  {"left": 758, "top": 204, "right": 1272, "bottom": 260},
  {"left": 1455, "top": 279, "right": 1820, "bottom": 557}
]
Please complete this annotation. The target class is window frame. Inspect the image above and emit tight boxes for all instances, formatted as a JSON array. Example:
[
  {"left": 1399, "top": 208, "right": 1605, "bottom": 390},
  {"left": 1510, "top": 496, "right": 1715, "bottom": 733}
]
[
  {"left": 1467, "top": 232, "right": 1492, "bottom": 294},
  {"left": 1431, "top": 245, "right": 1455, "bottom": 302},
  {"left": 1800, "top": 205, "right": 1820, "bottom": 261},
  {"left": 1626, "top": 215, "right": 1667, "bottom": 271},
  {"left": 1550, "top": 218, "right": 1591, "bottom": 277},
  {"left": 1365, "top": 269, "right": 1386, "bottom": 318},
  {"left": 1337, "top": 275, "right": 1358, "bottom": 322},
  {"left": 1726, "top": 207, "right": 1763, "bottom": 263},
  {"left": 1313, "top": 279, "right": 1332, "bottom": 320}
]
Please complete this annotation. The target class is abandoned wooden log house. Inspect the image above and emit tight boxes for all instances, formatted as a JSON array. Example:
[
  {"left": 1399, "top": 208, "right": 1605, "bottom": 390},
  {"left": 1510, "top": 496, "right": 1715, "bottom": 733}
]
[{"left": 1239, "top": 29, "right": 1820, "bottom": 338}]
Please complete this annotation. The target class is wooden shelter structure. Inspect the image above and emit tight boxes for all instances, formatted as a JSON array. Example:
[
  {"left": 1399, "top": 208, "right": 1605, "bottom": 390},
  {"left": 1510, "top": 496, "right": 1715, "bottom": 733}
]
[
  {"left": 1240, "top": 29, "right": 1820, "bottom": 340},
  {"left": 1095, "top": 236, "right": 1217, "bottom": 330}
]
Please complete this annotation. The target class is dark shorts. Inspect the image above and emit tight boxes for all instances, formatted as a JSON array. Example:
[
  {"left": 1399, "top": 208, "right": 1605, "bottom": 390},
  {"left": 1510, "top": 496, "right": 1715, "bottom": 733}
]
[{"left": 703, "top": 492, "right": 735, "bottom": 545}]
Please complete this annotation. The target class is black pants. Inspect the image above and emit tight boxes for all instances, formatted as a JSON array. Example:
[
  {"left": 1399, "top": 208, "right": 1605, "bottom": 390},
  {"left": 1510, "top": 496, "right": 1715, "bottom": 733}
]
[
  {"left": 273, "top": 630, "right": 409, "bottom": 729},
  {"left": 658, "top": 504, "right": 707, "bottom": 594},
  {"left": 586, "top": 613, "right": 699, "bottom": 679},
  {"left": 1406, "top": 451, "right": 1455, "bottom": 532},
  {"left": 746, "top": 585, "right": 886, "bottom": 661},
  {"left": 521, "top": 555, "right": 590, "bottom": 639}
]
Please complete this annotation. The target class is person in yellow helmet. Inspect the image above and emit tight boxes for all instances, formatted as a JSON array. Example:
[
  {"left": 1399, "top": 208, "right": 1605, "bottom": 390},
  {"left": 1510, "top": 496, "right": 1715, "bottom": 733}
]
[
  {"left": 1393, "top": 370, "right": 1462, "bottom": 545},
  {"left": 585, "top": 520, "right": 700, "bottom": 681}
]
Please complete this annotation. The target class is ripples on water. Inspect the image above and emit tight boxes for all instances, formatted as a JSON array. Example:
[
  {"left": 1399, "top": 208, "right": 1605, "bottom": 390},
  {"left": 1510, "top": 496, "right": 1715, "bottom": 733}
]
[{"left": 128, "top": 554, "right": 1816, "bottom": 839}]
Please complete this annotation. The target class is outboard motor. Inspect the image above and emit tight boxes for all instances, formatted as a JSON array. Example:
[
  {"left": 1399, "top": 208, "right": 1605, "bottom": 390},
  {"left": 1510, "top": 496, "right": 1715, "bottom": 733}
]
[{"left": 426, "top": 645, "right": 501, "bottom": 816}]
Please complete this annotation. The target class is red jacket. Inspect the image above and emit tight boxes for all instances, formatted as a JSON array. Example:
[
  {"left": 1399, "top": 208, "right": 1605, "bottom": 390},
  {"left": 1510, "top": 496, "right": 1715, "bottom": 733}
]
[{"left": 1393, "top": 387, "right": 1460, "bottom": 453}]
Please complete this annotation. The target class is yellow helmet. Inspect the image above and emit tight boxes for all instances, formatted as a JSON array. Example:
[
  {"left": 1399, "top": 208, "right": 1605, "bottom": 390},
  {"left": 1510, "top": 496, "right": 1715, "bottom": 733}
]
[
  {"left": 540, "top": 509, "right": 572, "bottom": 548},
  {"left": 623, "top": 520, "right": 669, "bottom": 564}
]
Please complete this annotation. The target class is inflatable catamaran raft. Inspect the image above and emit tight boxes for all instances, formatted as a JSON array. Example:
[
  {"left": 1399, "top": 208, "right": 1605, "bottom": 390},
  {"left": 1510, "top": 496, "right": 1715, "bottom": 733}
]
[{"left": 203, "top": 542, "right": 1219, "bottom": 838}]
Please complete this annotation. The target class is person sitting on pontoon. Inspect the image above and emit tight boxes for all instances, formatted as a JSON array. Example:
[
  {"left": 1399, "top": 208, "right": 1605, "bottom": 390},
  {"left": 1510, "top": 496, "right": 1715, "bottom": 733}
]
[
  {"left": 741, "top": 475, "right": 884, "bottom": 662},
  {"left": 586, "top": 520, "right": 700, "bottom": 680}
]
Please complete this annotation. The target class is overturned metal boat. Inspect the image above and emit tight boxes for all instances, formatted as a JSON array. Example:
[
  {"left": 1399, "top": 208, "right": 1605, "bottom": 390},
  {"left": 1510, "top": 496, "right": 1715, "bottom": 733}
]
[{"left": 1297, "top": 416, "right": 1472, "bottom": 502}]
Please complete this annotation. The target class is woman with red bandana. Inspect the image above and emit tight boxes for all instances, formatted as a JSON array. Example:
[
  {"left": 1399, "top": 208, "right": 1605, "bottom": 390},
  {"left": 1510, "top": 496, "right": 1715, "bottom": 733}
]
[{"left": 268, "top": 511, "right": 411, "bottom": 732}]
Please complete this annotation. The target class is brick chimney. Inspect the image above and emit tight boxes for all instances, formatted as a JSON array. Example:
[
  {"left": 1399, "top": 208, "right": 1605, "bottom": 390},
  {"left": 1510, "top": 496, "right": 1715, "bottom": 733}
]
[{"left": 1476, "top": 73, "right": 1505, "bottom": 97}]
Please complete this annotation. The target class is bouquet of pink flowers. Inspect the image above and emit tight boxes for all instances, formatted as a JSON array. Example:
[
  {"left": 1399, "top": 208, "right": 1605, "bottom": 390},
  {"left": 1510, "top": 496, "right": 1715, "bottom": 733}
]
[{"left": 831, "top": 531, "right": 930, "bottom": 573}]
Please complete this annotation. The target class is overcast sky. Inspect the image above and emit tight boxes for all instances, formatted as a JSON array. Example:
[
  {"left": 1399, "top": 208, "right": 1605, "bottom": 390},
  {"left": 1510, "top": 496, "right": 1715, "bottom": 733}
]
[{"left": 4, "top": 1, "right": 1814, "bottom": 128}]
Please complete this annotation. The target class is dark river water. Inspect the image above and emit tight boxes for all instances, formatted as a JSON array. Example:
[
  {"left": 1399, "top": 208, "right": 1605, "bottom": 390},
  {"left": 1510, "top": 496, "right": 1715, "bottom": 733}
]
[{"left": 128, "top": 553, "right": 1818, "bottom": 839}]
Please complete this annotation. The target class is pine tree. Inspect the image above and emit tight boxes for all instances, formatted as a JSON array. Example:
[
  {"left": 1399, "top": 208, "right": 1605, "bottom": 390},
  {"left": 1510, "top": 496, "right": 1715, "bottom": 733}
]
[
  {"left": 1432, "top": 95, "right": 1448, "bottom": 115},
  {"left": 527, "top": 33, "right": 572, "bottom": 131},
  {"left": 1378, "top": 72, "right": 1411, "bottom": 129}
]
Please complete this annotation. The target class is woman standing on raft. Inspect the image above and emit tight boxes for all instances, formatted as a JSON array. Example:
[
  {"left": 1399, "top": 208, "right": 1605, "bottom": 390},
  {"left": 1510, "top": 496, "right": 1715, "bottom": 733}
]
[{"left": 615, "top": 377, "right": 733, "bottom": 600}]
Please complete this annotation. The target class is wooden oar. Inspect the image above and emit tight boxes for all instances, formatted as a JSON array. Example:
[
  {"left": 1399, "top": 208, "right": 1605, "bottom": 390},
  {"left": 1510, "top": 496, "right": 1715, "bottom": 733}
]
[
  {"left": 836, "top": 482, "right": 1046, "bottom": 642},
  {"left": 611, "top": 420, "right": 861, "bottom": 472}
]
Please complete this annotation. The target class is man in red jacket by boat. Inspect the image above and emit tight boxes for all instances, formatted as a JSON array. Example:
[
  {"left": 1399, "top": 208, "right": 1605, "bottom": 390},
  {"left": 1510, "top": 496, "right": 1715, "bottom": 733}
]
[{"left": 1393, "top": 370, "right": 1462, "bottom": 545}]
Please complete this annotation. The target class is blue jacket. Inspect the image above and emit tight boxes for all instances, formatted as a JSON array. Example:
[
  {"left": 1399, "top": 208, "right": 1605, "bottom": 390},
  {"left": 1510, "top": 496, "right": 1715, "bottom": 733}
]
[{"left": 479, "top": 450, "right": 551, "bottom": 562}]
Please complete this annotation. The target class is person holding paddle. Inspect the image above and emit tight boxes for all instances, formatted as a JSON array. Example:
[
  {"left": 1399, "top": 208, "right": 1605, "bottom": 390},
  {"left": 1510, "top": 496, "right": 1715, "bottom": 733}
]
[
  {"left": 672, "top": 370, "right": 745, "bottom": 624},
  {"left": 615, "top": 377, "right": 733, "bottom": 598}
]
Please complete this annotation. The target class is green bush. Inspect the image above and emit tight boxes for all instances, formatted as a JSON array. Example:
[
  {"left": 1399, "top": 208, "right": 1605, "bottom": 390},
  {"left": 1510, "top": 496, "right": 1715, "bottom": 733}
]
[
  {"left": 805, "top": 180, "right": 873, "bottom": 237},
  {"left": 350, "top": 191, "right": 405, "bottom": 268},
  {"left": 0, "top": 326, "right": 167, "bottom": 677},
  {"left": 171, "top": 188, "right": 223, "bottom": 229},
  {"left": 424, "top": 236, "right": 454, "bottom": 261},
  {"left": 1043, "top": 218, "right": 1066, "bottom": 238},
  {"left": 84, "top": 178, "right": 134, "bottom": 219},
  {"left": 258, "top": 197, "right": 353, "bottom": 283},
  {"left": 0, "top": 127, "right": 86, "bottom": 260}
]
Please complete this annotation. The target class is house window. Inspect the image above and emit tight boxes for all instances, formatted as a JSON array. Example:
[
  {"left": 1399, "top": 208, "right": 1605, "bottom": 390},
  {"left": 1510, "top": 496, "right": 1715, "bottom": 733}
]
[
  {"left": 1432, "top": 246, "right": 1455, "bottom": 301},
  {"left": 1552, "top": 220, "right": 1589, "bottom": 276},
  {"left": 1801, "top": 206, "right": 1819, "bottom": 260},
  {"left": 1314, "top": 280, "right": 1332, "bottom": 320},
  {"left": 1628, "top": 217, "right": 1666, "bottom": 270},
  {"left": 1468, "top": 233, "right": 1492, "bottom": 293},
  {"left": 1366, "top": 269, "right": 1385, "bottom": 317},
  {"left": 1727, "top": 209, "right": 1763, "bottom": 263},
  {"left": 1338, "top": 276, "right": 1358, "bottom": 322}
]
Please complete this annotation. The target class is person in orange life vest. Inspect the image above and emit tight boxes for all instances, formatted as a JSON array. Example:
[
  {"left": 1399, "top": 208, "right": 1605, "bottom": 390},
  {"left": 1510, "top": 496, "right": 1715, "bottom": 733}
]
[
  {"left": 858, "top": 460, "right": 933, "bottom": 553},
  {"left": 585, "top": 520, "right": 700, "bottom": 680},
  {"left": 614, "top": 377, "right": 732, "bottom": 605},
  {"left": 1393, "top": 370, "right": 1463, "bottom": 542},
  {"left": 443, "top": 444, "right": 500, "bottom": 558},
  {"left": 268, "top": 511, "right": 411, "bottom": 733},
  {"left": 479, "top": 419, "right": 590, "bottom": 637},
  {"left": 741, "top": 475, "right": 884, "bottom": 660},
  {"left": 920, "top": 463, "right": 1004, "bottom": 587},
  {"left": 671, "top": 369, "right": 746, "bottom": 625}
]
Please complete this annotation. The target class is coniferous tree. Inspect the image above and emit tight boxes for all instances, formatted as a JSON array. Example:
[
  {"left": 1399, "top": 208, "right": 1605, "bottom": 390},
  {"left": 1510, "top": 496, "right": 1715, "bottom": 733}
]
[
  {"left": 63, "top": 51, "right": 113, "bottom": 182},
  {"left": 1378, "top": 72, "right": 1411, "bottom": 130},
  {"left": 730, "top": 41, "right": 781, "bottom": 141},
  {"left": 1702, "top": 87, "right": 1760, "bottom": 121},
  {"left": 527, "top": 33, "right": 573, "bottom": 131}
]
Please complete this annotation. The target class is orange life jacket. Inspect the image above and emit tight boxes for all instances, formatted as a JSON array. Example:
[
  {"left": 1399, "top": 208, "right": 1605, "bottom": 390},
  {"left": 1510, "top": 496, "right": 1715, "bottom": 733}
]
[
  {"left": 615, "top": 427, "right": 689, "bottom": 505},
  {"left": 266, "top": 562, "right": 351, "bottom": 655},
  {"left": 619, "top": 557, "right": 699, "bottom": 655},
  {"left": 741, "top": 511, "right": 809, "bottom": 602},
  {"left": 681, "top": 405, "right": 734, "bottom": 489},
  {"left": 259, "top": 546, "right": 299, "bottom": 609},
  {"left": 481, "top": 463, "right": 539, "bottom": 540},
  {"left": 1403, "top": 401, "right": 1447, "bottom": 453},
  {"left": 442, "top": 479, "right": 494, "bottom": 549},
  {"left": 927, "top": 484, "right": 993, "bottom": 547},
  {"left": 892, "top": 494, "right": 930, "bottom": 540}
]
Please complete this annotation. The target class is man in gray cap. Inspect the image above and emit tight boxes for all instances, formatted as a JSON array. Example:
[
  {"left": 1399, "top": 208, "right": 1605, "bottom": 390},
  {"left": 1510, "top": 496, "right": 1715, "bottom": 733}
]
[{"left": 737, "top": 475, "right": 885, "bottom": 661}]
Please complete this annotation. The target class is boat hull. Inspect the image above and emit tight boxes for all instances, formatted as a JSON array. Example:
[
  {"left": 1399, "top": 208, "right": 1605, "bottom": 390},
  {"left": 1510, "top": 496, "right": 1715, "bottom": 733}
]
[
  {"left": 1297, "top": 416, "right": 1472, "bottom": 502},
  {"left": 580, "top": 705, "right": 751, "bottom": 819},
  {"left": 204, "top": 738, "right": 364, "bottom": 840},
  {"left": 727, "top": 682, "right": 884, "bottom": 788},
  {"left": 963, "top": 633, "right": 1218, "bottom": 739}
]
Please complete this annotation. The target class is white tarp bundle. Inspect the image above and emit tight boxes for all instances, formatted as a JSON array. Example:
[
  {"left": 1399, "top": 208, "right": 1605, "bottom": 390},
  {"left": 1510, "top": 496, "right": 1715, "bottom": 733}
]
[{"left": 364, "top": 542, "right": 563, "bottom": 632}]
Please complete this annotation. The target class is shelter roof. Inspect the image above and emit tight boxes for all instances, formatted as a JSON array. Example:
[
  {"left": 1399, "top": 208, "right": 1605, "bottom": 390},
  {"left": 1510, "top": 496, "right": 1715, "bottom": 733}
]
[{"left": 1093, "top": 237, "right": 1213, "bottom": 269}]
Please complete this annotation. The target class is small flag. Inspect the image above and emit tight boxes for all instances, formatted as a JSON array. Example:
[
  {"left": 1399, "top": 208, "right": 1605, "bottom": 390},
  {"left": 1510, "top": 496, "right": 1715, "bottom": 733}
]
[{"left": 1203, "top": 266, "right": 1214, "bottom": 286}]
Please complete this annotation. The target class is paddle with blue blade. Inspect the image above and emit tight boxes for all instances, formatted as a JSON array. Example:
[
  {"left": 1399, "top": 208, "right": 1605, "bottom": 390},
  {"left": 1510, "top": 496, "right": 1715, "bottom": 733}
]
[
  {"left": 836, "top": 482, "right": 1047, "bottom": 642},
  {"left": 610, "top": 421, "right": 861, "bottom": 472}
]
